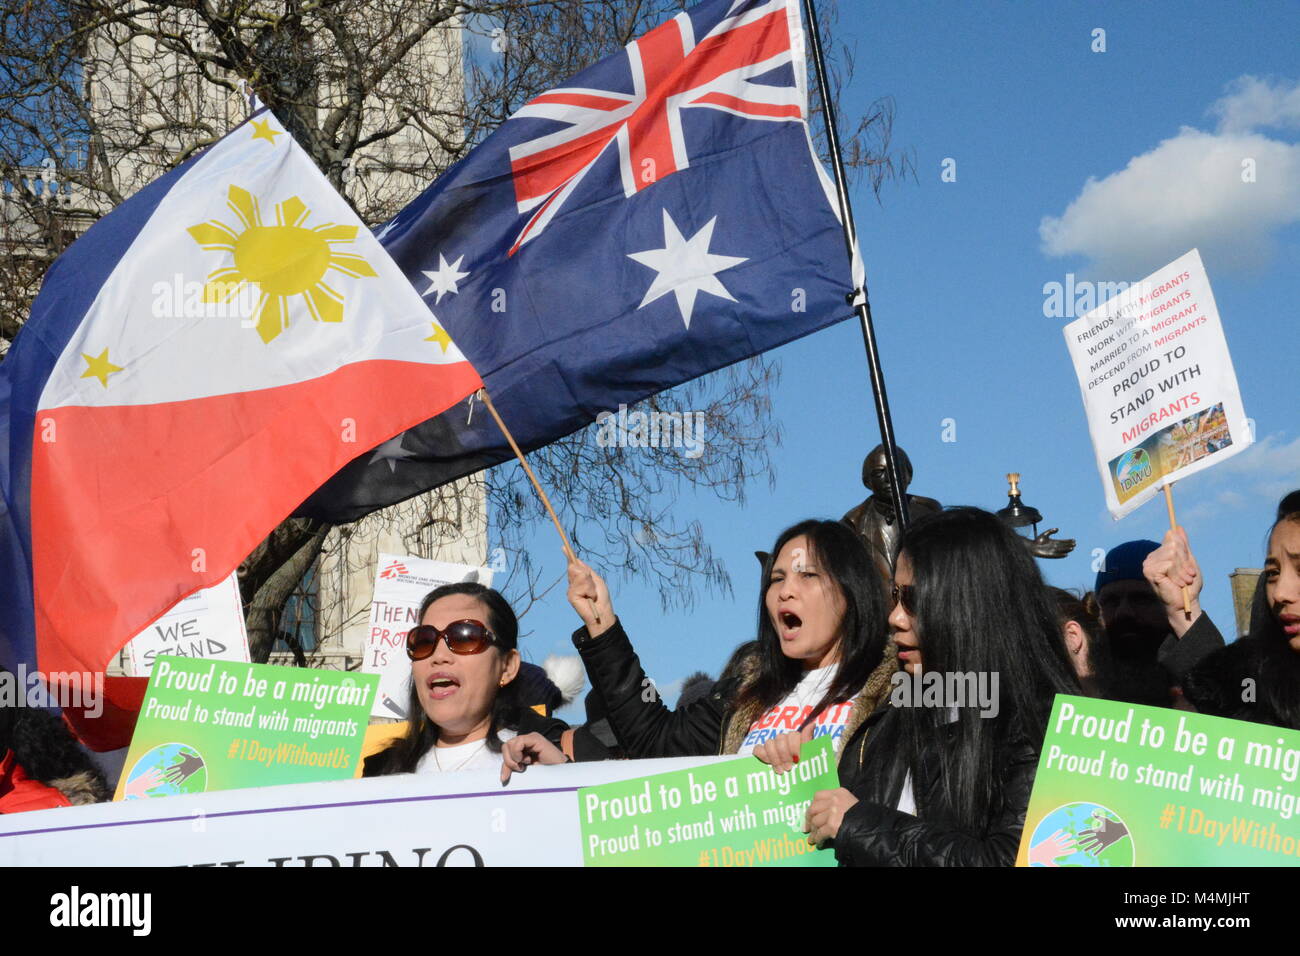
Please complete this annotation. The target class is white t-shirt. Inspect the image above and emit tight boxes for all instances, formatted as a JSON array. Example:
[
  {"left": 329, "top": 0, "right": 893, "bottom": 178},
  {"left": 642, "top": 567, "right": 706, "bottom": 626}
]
[
  {"left": 736, "top": 665, "right": 860, "bottom": 756},
  {"left": 414, "top": 730, "right": 517, "bottom": 774}
]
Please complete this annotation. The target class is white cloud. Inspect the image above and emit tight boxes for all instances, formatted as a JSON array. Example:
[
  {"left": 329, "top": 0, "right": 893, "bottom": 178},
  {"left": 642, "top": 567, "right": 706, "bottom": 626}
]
[
  {"left": 1210, "top": 76, "right": 1300, "bottom": 134},
  {"left": 1216, "top": 431, "right": 1300, "bottom": 499},
  {"left": 1181, "top": 432, "right": 1300, "bottom": 522},
  {"left": 1040, "top": 77, "right": 1300, "bottom": 277}
]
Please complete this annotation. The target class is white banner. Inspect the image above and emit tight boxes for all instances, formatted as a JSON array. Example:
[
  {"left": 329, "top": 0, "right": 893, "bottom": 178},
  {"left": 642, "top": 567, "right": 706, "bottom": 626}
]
[
  {"left": 1063, "top": 249, "right": 1251, "bottom": 519},
  {"left": 124, "top": 573, "right": 250, "bottom": 676},
  {"left": 364, "top": 554, "right": 494, "bottom": 719},
  {"left": 0, "top": 755, "right": 723, "bottom": 867}
]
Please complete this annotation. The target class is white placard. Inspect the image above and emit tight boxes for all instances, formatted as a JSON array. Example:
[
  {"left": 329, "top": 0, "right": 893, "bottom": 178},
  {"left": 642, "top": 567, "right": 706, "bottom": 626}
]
[
  {"left": 1063, "top": 249, "right": 1251, "bottom": 519},
  {"left": 0, "top": 754, "right": 721, "bottom": 867},
  {"left": 364, "top": 553, "right": 494, "bottom": 719},
  {"left": 124, "top": 572, "right": 250, "bottom": 676}
]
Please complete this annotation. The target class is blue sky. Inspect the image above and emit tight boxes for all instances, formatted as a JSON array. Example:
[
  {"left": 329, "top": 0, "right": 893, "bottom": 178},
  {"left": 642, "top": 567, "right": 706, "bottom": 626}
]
[{"left": 490, "top": 0, "right": 1300, "bottom": 721}]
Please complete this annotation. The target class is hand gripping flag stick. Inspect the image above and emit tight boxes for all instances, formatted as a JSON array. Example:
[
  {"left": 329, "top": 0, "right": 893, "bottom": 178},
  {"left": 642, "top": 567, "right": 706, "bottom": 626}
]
[
  {"left": 478, "top": 388, "right": 601, "bottom": 626},
  {"left": 1162, "top": 482, "right": 1192, "bottom": 615}
]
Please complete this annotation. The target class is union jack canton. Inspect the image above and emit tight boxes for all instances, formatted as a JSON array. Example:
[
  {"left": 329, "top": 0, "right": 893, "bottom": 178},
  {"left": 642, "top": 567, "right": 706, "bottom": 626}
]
[{"left": 300, "top": 0, "right": 864, "bottom": 523}]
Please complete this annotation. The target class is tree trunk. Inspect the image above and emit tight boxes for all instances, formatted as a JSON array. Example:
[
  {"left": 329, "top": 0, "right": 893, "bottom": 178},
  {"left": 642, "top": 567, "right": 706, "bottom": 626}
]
[{"left": 241, "top": 520, "right": 329, "bottom": 663}]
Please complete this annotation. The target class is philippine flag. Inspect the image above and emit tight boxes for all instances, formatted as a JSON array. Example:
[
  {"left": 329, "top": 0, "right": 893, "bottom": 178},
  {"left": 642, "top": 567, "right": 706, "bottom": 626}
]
[{"left": 0, "top": 109, "right": 482, "bottom": 691}]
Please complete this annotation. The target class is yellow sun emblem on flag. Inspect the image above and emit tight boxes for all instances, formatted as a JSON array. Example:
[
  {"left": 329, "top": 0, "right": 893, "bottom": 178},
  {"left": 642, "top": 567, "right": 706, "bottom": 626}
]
[{"left": 186, "top": 185, "right": 377, "bottom": 343}]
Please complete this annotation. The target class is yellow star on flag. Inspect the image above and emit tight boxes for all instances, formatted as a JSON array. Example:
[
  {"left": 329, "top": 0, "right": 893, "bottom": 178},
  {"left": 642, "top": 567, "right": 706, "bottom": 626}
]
[
  {"left": 424, "top": 320, "right": 452, "bottom": 353},
  {"left": 250, "top": 118, "right": 283, "bottom": 145},
  {"left": 80, "top": 348, "right": 123, "bottom": 387}
]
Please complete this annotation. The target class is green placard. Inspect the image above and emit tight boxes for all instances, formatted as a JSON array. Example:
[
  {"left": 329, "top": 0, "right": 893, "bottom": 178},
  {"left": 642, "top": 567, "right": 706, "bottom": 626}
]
[
  {"left": 116, "top": 656, "right": 378, "bottom": 800},
  {"left": 1018, "top": 694, "right": 1300, "bottom": 866},
  {"left": 579, "top": 736, "right": 839, "bottom": 866}
]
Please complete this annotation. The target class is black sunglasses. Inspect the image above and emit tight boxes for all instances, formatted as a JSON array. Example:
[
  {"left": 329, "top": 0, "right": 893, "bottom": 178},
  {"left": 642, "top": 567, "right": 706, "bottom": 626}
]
[
  {"left": 891, "top": 583, "right": 916, "bottom": 614},
  {"left": 406, "top": 620, "right": 498, "bottom": 660}
]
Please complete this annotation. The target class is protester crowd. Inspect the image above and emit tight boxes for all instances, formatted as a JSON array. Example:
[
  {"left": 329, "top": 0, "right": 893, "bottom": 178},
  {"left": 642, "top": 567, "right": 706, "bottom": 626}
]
[{"left": 3, "top": 487, "right": 1298, "bottom": 867}]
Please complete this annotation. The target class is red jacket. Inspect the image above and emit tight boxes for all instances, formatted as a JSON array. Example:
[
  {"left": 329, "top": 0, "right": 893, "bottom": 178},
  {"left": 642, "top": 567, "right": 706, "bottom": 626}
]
[{"left": 0, "top": 749, "right": 73, "bottom": 814}]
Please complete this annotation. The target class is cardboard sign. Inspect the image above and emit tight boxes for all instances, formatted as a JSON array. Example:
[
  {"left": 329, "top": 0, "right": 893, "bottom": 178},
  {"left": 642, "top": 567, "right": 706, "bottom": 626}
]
[
  {"left": 363, "top": 553, "right": 494, "bottom": 719},
  {"left": 115, "top": 656, "right": 377, "bottom": 800},
  {"left": 124, "top": 572, "right": 250, "bottom": 676},
  {"left": 1018, "top": 695, "right": 1300, "bottom": 866},
  {"left": 578, "top": 736, "right": 838, "bottom": 866},
  {"left": 1063, "top": 249, "right": 1250, "bottom": 518}
]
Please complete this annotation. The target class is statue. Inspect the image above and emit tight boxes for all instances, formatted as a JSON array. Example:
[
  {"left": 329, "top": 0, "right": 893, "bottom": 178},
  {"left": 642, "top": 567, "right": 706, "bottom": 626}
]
[
  {"left": 996, "top": 473, "right": 1076, "bottom": 559},
  {"left": 841, "top": 444, "right": 941, "bottom": 581}
]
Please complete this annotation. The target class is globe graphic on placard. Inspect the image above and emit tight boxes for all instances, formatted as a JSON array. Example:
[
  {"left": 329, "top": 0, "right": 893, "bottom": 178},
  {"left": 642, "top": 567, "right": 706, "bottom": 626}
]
[
  {"left": 124, "top": 742, "right": 207, "bottom": 799},
  {"left": 1029, "top": 802, "right": 1134, "bottom": 867}
]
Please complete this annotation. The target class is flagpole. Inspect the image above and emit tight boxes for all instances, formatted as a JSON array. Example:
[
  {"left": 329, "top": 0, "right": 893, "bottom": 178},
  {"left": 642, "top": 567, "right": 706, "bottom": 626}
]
[
  {"left": 800, "top": 0, "right": 911, "bottom": 528},
  {"left": 478, "top": 388, "right": 601, "bottom": 625}
]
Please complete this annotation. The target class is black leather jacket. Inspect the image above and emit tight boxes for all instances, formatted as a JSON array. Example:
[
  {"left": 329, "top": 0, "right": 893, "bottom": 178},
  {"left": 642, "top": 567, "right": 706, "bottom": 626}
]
[
  {"left": 833, "top": 712, "right": 1040, "bottom": 867},
  {"left": 572, "top": 618, "right": 893, "bottom": 786}
]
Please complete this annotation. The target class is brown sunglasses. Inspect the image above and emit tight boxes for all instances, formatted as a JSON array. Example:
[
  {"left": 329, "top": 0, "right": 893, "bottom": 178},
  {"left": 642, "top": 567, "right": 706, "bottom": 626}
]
[{"left": 406, "top": 620, "right": 498, "bottom": 660}]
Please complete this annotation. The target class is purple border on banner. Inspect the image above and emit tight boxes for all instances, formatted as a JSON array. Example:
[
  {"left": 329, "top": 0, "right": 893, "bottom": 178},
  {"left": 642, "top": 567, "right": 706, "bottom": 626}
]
[{"left": 0, "top": 785, "right": 580, "bottom": 839}]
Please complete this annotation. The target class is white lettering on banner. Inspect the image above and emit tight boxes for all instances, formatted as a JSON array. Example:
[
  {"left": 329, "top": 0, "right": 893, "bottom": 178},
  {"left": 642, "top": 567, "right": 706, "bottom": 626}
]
[{"left": 0, "top": 755, "right": 728, "bottom": 867}]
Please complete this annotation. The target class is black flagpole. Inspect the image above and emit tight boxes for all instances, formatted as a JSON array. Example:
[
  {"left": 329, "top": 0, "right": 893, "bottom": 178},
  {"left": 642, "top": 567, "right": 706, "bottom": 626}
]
[{"left": 800, "top": 0, "right": 911, "bottom": 529}]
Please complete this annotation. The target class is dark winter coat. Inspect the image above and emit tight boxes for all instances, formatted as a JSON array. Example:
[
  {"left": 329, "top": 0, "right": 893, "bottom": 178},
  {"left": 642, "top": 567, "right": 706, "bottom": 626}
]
[
  {"left": 832, "top": 708, "right": 1038, "bottom": 867},
  {"left": 571, "top": 618, "right": 898, "bottom": 786}
]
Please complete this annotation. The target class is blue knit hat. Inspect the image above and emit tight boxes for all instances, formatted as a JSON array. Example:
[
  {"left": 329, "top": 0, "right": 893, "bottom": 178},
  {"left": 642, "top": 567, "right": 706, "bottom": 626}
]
[{"left": 1095, "top": 539, "right": 1160, "bottom": 592}]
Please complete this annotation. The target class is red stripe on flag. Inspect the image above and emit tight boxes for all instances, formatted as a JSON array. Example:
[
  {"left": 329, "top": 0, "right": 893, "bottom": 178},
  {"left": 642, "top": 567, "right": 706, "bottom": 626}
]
[
  {"left": 528, "top": 92, "right": 631, "bottom": 111},
  {"left": 688, "top": 91, "right": 802, "bottom": 118},
  {"left": 511, "top": 119, "right": 626, "bottom": 205},
  {"left": 31, "top": 358, "right": 482, "bottom": 675},
  {"left": 683, "top": 11, "right": 791, "bottom": 91}
]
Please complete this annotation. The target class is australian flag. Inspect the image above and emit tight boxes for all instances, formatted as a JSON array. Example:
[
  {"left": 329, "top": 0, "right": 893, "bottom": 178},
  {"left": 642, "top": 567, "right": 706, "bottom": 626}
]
[{"left": 298, "top": 0, "right": 862, "bottom": 522}]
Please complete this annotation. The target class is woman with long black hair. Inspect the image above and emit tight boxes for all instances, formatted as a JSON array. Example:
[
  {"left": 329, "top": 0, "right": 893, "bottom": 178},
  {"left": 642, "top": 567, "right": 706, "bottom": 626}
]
[
  {"left": 566, "top": 518, "right": 896, "bottom": 781},
  {"left": 805, "top": 507, "right": 1079, "bottom": 866},
  {"left": 1183, "top": 505, "right": 1300, "bottom": 727}
]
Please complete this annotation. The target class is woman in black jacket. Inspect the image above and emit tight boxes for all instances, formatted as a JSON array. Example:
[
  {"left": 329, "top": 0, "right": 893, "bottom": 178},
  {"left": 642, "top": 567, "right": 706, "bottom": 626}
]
[
  {"left": 808, "top": 507, "right": 1080, "bottom": 866},
  {"left": 1182, "top": 506, "right": 1300, "bottom": 727},
  {"left": 566, "top": 519, "right": 896, "bottom": 783}
]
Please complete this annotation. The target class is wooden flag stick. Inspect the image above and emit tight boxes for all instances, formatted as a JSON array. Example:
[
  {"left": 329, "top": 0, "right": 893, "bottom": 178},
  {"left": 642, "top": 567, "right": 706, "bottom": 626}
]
[
  {"left": 1162, "top": 482, "right": 1192, "bottom": 615},
  {"left": 478, "top": 388, "right": 600, "bottom": 625}
]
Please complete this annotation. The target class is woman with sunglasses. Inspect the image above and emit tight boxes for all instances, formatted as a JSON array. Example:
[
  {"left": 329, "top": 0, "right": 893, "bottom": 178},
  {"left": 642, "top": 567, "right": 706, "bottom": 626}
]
[
  {"left": 364, "top": 582, "right": 596, "bottom": 777},
  {"left": 804, "top": 507, "right": 1079, "bottom": 866},
  {"left": 566, "top": 519, "right": 895, "bottom": 780}
]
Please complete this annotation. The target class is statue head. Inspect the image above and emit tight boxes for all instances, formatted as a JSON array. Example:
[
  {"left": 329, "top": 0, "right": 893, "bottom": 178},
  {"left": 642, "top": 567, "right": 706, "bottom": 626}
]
[{"left": 862, "top": 444, "right": 913, "bottom": 512}]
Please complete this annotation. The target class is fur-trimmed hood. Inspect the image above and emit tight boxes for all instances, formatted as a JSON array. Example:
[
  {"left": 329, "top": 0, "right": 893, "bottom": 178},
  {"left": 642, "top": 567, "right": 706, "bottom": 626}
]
[
  {"left": 719, "top": 644, "right": 899, "bottom": 761},
  {"left": 3, "top": 707, "right": 112, "bottom": 807}
]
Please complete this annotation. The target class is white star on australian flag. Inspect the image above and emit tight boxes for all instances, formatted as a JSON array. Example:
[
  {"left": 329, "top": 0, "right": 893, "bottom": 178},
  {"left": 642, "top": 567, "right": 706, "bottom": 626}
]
[
  {"left": 421, "top": 253, "right": 470, "bottom": 303},
  {"left": 628, "top": 210, "right": 747, "bottom": 329},
  {"left": 369, "top": 434, "right": 417, "bottom": 473}
]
